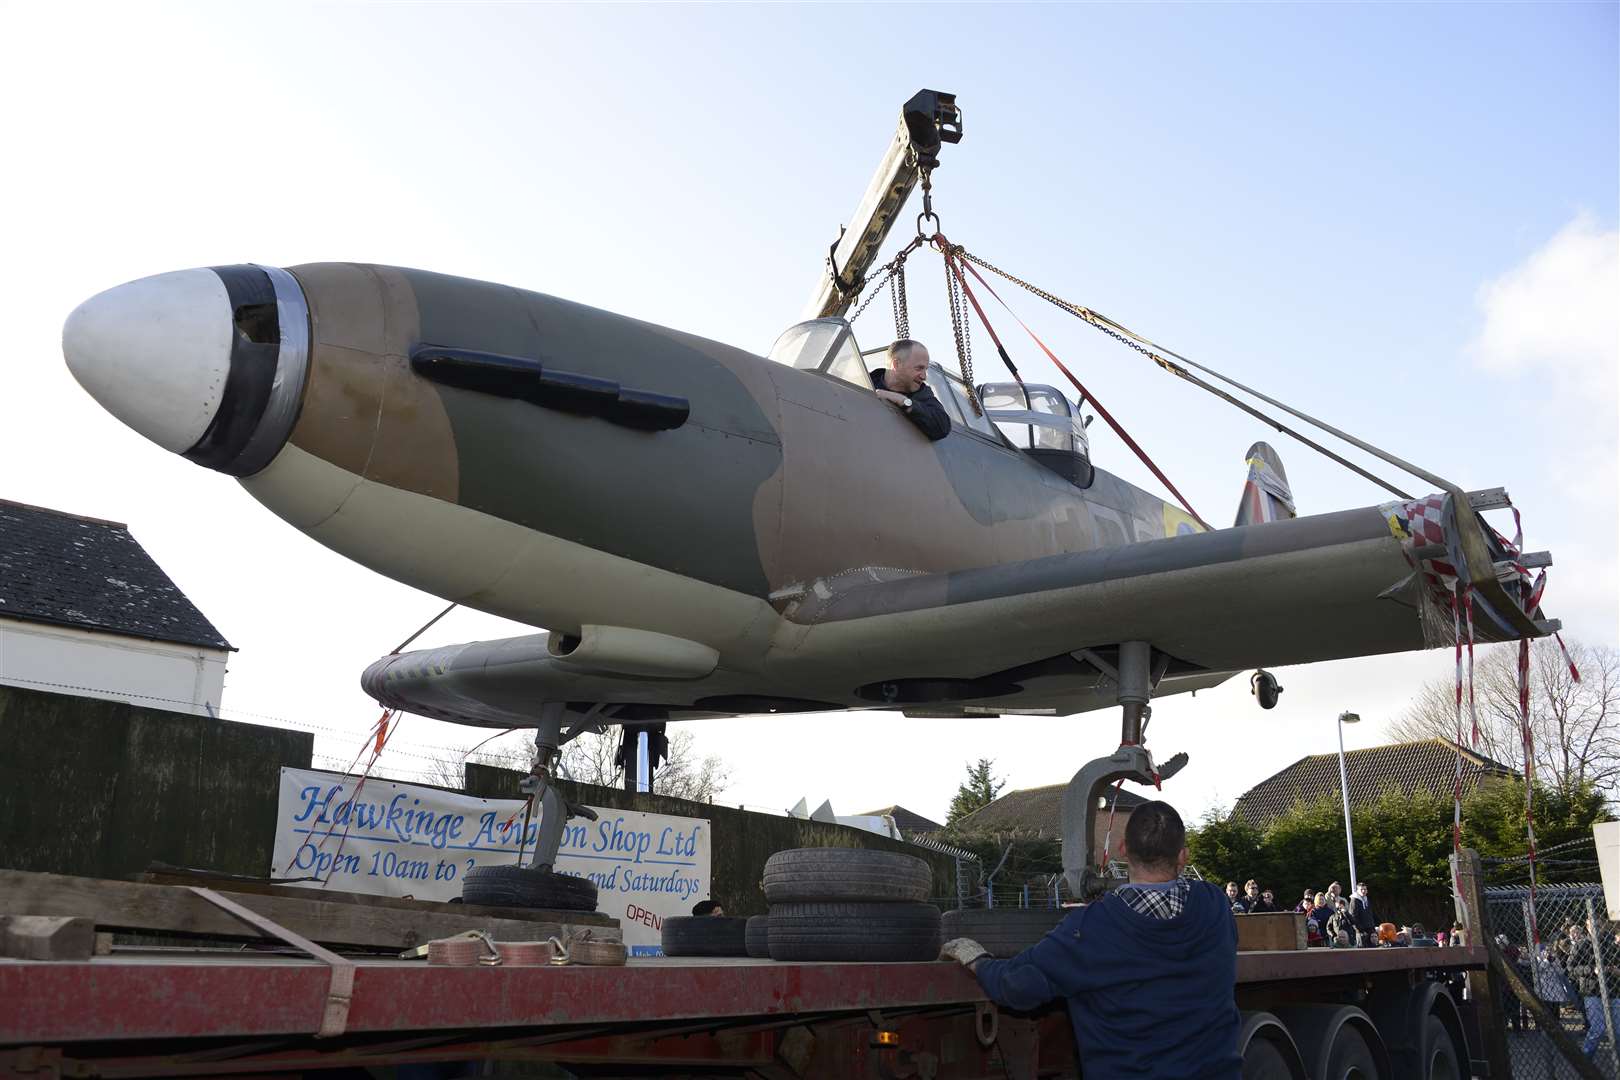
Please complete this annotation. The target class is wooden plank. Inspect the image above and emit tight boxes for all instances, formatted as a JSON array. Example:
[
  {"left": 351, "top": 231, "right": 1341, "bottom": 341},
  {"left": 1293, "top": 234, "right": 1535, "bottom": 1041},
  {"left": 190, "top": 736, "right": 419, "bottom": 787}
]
[
  {"left": 0, "top": 915, "right": 95, "bottom": 960},
  {"left": 1452, "top": 848, "right": 1514, "bottom": 1079},
  {"left": 138, "top": 867, "right": 614, "bottom": 927},
  {"left": 0, "top": 870, "right": 619, "bottom": 952},
  {"left": 1235, "top": 912, "right": 1306, "bottom": 952}
]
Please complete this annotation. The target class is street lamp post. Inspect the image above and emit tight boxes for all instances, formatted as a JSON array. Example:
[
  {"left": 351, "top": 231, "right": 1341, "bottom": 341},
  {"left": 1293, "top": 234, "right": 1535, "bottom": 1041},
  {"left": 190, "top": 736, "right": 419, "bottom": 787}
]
[{"left": 1337, "top": 711, "right": 1361, "bottom": 896}]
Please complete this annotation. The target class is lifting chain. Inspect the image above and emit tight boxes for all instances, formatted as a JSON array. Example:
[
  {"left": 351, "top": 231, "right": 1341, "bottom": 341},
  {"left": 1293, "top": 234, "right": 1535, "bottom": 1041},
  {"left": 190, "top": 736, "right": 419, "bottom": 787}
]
[
  {"left": 956, "top": 250, "right": 1163, "bottom": 366},
  {"left": 941, "top": 245, "right": 982, "bottom": 413},
  {"left": 891, "top": 259, "right": 910, "bottom": 340}
]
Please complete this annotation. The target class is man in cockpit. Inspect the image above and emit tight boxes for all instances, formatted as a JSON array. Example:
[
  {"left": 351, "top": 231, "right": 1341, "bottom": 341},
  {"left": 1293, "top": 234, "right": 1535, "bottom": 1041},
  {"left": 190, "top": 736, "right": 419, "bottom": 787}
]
[{"left": 870, "top": 340, "right": 951, "bottom": 441}]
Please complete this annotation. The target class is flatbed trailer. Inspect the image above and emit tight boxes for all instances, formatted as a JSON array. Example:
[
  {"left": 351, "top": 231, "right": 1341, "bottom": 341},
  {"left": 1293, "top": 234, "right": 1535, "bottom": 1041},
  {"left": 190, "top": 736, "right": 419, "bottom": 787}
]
[{"left": 1, "top": 945, "right": 1496, "bottom": 1079}]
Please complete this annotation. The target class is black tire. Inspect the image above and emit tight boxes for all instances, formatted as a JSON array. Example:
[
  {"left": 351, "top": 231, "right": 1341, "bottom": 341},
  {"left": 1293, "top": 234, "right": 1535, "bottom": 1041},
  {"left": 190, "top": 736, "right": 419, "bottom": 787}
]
[
  {"left": 460, "top": 865, "right": 598, "bottom": 911},
  {"left": 1422, "top": 1015, "right": 1462, "bottom": 1080},
  {"left": 1241, "top": 1036, "right": 1298, "bottom": 1080},
  {"left": 745, "top": 914, "right": 771, "bottom": 959},
  {"left": 661, "top": 915, "right": 751, "bottom": 957},
  {"left": 941, "top": 907, "right": 1068, "bottom": 958},
  {"left": 1324, "top": 1024, "right": 1381, "bottom": 1079},
  {"left": 768, "top": 901, "right": 941, "bottom": 962},
  {"left": 763, "top": 847, "right": 932, "bottom": 903}
]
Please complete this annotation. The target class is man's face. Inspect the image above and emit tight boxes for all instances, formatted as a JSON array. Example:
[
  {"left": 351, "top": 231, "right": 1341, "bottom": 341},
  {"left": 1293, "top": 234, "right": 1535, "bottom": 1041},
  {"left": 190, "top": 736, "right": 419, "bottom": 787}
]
[
  {"left": 1357, "top": 885, "right": 1368, "bottom": 898},
  {"left": 1226, "top": 884, "right": 1238, "bottom": 899},
  {"left": 1246, "top": 884, "right": 1259, "bottom": 898},
  {"left": 1303, "top": 889, "right": 1314, "bottom": 901},
  {"left": 1263, "top": 891, "right": 1274, "bottom": 905},
  {"left": 890, "top": 347, "right": 931, "bottom": 394}
]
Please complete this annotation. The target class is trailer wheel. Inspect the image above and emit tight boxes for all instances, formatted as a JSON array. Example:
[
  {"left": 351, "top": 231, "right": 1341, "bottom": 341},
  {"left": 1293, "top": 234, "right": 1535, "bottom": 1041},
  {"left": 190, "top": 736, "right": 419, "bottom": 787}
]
[
  {"left": 763, "top": 848, "right": 933, "bottom": 903},
  {"left": 769, "top": 901, "right": 941, "bottom": 961},
  {"left": 1421, "top": 1014, "right": 1462, "bottom": 1080},
  {"left": 661, "top": 915, "right": 751, "bottom": 957},
  {"left": 940, "top": 908, "right": 1068, "bottom": 958},
  {"left": 460, "top": 865, "right": 599, "bottom": 911},
  {"left": 745, "top": 914, "right": 771, "bottom": 958},
  {"left": 1273, "top": 1006, "right": 1390, "bottom": 1080},
  {"left": 1238, "top": 1013, "right": 1307, "bottom": 1079}
]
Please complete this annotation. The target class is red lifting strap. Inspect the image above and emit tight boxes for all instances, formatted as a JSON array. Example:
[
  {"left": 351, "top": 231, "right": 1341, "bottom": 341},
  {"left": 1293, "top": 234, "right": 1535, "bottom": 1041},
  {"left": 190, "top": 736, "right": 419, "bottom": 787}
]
[{"left": 951, "top": 251, "right": 1213, "bottom": 531}]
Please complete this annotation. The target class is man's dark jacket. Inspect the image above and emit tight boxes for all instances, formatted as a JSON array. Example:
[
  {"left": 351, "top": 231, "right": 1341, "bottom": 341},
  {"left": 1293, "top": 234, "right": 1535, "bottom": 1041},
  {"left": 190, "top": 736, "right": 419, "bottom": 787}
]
[
  {"left": 972, "top": 881, "right": 1241, "bottom": 1078},
  {"left": 869, "top": 369, "right": 951, "bottom": 441},
  {"left": 1349, "top": 895, "right": 1377, "bottom": 936}
]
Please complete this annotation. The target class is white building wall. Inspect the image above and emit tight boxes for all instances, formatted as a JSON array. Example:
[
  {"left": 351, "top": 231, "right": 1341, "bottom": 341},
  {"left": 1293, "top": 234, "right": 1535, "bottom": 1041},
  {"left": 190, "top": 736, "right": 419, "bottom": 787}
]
[{"left": 0, "top": 616, "right": 228, "bottom": 717}]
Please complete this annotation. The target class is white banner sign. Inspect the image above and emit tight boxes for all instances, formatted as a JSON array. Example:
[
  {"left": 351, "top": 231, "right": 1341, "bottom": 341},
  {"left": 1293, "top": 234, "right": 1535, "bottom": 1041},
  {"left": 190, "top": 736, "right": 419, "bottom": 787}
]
[{"left": 270, "top": 767, "right": 710, "bottom": 954}]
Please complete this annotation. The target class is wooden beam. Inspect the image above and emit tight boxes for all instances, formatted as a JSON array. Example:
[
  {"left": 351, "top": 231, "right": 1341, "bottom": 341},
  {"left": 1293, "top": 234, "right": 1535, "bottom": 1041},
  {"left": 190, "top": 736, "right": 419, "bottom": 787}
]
[
  {"left": 138, "top": 867, "right": 614, "bottom": 927},
  {"left": 0, "top": 915, "right": 95, "bottom": 961},
  {"left": 1451, "top": 848, "right": 1512, "bottom": 1078},
  {"left": 0, "top": 870, "right": 619, "bottom": 953}
]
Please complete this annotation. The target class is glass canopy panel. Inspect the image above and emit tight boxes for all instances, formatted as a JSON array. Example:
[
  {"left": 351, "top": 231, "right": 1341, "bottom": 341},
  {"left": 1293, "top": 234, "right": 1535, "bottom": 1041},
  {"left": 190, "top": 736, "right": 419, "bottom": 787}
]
[{"left": 768, "top": 319, "right": 871, "bottom": 389}]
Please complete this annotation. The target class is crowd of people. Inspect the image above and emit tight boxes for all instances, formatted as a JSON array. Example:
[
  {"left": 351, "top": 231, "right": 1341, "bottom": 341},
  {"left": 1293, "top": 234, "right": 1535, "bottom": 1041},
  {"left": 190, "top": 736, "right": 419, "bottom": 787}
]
[{"left": 1220, "top": 879, "right": 1467, "bottom": 949}]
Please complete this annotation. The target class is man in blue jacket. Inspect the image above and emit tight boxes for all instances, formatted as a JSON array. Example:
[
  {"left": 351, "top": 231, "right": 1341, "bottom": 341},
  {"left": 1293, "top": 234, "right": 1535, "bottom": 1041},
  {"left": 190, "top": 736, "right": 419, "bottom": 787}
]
[{"left": 940, "top": 801, "right": 1241, "bottom": 1078}]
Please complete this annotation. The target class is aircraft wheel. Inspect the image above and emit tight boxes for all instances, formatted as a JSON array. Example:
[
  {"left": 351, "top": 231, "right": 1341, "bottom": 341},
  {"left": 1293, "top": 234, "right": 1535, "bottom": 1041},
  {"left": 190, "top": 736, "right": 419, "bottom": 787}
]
[
  {"left": 941, "top": 907, "right": 1067, "bottom": 958},
  {"left": 460, "top": 865, "right": 599, "bottom": 911},
  {"left": 745, "top": 914, "right": 772, "bottom": 958},
  {"left": 768, "top": 901, "right": 941, "bottom": 961},
  {"left": 763, "top": 847, "right": 932, "bottom": 903},
  {"left": 661, "top": 915, "right": 751, "bottom": 957}
]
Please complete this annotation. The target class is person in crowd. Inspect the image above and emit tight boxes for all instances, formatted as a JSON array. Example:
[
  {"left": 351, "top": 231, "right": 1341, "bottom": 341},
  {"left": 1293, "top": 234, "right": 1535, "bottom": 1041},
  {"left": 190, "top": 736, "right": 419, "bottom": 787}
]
[
  {"left": 1259, "top": 888, "right": 1277, "bottom": 912},
  {"left": 1294, "top": 888, "right": 1315, "bottom": 914},
  {"left": 1242, "top": 880, "right": 1268, "bottom": 913},
  {"left": 1307, "top": 893, "right": 1334, "bottom": 942},
  {"left": 1409, "top": 922, "right": 1438, "bottom": 947},
  {"left": 1225, "top": 882, "right": 1247, "bottom": 914},
  {"left": 1333, "top": 929, "right": 1353, "bottom": 948},
  {"left": 691, "top": 900, "right": 724, "bottom": 916},
  {"left": 1377, "top": 922, "right": 1398, "bottom": 946},
  {"left": 1554, "top": 921, "right": 1620, "bottom": 1059},
  {"left": 1349, "top": 882, "right": 1377, "bottom": 946},
  {"left": 1326, "top": 882, "right": 1343, "bottom": 907},
  {"left": 1451, "top": 924, "right": 1467, "bottom": 947},
  {"left": 1326, "top": 897, "right": 1355, "bottom": 944}
]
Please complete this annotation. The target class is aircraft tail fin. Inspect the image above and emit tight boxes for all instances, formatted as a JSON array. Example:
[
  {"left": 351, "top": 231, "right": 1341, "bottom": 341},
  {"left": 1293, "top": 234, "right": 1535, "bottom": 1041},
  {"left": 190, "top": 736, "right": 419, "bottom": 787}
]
[{"left": 1234, "top": 442, "right": 1296, "bottom": 527}]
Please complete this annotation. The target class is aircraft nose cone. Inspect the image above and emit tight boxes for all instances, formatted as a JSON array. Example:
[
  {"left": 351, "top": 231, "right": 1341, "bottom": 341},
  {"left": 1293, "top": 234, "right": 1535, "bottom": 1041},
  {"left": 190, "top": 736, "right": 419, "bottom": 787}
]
[{"left": 63, "top": 268, "right": 234, "bottom": 454}]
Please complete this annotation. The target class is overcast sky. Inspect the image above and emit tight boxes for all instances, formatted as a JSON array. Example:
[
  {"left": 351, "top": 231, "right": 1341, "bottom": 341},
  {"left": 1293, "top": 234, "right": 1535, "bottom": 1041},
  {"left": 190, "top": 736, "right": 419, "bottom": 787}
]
[{"left": 2, "top": 2, "right": 1615, "bottom": 828}]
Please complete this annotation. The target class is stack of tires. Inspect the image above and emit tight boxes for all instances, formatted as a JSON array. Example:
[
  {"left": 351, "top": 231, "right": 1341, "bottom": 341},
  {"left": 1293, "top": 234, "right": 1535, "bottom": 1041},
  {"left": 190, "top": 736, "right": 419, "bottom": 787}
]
[{"left": 762, "top": 848, "right": 940, "bottom": 962}]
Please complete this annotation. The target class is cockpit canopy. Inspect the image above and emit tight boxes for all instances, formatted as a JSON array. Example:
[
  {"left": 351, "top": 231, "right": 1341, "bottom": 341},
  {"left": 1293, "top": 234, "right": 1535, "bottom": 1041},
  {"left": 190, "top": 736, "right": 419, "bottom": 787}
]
[
  {"left": 768, "top": 319, "right": 1094, "bottom": 486},
  {"left": 768, "top": 318, "right": 869, "bottom": 388},
  {"left": 979, "top": 381, "right": 1094, "bottom": 486}
]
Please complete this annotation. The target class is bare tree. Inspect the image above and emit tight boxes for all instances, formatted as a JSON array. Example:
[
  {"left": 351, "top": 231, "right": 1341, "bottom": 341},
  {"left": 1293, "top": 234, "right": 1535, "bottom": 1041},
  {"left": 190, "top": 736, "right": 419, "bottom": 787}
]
[
  {"left": 560, "top": 726, "right": 732, "bottom": 803},
  {"left": 1386, "top": 638, "right": 1620, "bottom": 799}
]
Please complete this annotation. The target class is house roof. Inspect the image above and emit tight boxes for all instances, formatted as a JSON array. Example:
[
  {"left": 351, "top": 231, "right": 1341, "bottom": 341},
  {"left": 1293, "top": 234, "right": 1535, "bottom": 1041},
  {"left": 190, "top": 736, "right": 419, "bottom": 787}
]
[
  {"left": 1233, "top": 738, "right": 1518, "bottom": 831},
  {"left": 953, "top": 782, "right": 1151, "bottom": 838},
  {"left": 857, "top": 805, "right": 946, "bottom": 835},
  {"left": 0, "top": 499, "right": 232, "bottom": 651}
]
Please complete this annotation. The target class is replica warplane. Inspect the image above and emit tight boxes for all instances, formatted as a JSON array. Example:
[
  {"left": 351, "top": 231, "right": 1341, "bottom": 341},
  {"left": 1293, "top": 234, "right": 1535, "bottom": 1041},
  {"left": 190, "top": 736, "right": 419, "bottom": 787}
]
[{"left": 61, "top": 91, "right": 1556, "bottom": 898}]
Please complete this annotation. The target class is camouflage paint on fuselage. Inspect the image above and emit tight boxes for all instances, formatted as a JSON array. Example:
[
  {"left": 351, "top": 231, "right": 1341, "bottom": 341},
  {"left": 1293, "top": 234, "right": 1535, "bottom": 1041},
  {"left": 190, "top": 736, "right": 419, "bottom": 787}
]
[{"left": 268, "top": 263, "right": 1195, "bottom": 643}]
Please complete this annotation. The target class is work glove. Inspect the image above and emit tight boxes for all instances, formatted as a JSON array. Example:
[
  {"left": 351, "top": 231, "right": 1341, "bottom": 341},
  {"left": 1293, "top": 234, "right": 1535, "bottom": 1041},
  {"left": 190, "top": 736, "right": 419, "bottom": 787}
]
[{"left": 939, "top": 937, "right": 989, "bottom": 969}]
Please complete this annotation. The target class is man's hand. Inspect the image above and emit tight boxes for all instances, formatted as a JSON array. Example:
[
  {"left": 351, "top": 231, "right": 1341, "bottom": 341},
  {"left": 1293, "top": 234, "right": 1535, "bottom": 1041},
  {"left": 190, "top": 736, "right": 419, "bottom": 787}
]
[
  {"left": 940, "top": 937, "right": 989, "bottom": 970},
  {"left": 874, "top": 389, "right": 910, "bottom": 407}
]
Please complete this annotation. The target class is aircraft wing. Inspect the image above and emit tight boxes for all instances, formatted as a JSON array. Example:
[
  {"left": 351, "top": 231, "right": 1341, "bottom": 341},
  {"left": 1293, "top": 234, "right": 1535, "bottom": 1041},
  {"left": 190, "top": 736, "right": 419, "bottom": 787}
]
[
  {"left": 365, "top": 493, "right": 1553, "bottom": 727},
  {"left": 777, "top": 493, "right": 1551, "bottom": 683}
]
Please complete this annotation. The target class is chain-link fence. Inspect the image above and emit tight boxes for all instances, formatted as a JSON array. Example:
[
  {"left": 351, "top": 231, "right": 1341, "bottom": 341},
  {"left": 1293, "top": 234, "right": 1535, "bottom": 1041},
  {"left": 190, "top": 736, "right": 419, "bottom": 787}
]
[{"left": 1486, "top": 882, "right": 1620, "bottom": 1078}]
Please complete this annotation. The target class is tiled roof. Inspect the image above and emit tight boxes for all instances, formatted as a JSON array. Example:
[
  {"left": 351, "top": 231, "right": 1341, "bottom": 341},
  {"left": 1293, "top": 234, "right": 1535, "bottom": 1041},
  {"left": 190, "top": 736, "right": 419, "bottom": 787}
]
[
  {"left": 1233, "top": 738, "right": 1518, "bottom": 831},
  {"left": 0, "top": 499, "right": 232, "bottom": 651},
  {"left": 857, "top": 804, "right": 946, "bottom": 835},
  {"left": 954, "top": 782, "right": 1151, "bottom": 838}
]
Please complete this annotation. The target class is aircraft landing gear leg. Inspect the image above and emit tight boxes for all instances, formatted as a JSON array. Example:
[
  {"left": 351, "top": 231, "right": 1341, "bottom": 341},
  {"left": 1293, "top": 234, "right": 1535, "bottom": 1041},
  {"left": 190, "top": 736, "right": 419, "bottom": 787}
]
[
  {"left": 524, "top": 703, "right": 596, "bottom": 872},
  {"left": 1061, "top": 641, "right": 1189, "bottom": 901}
]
